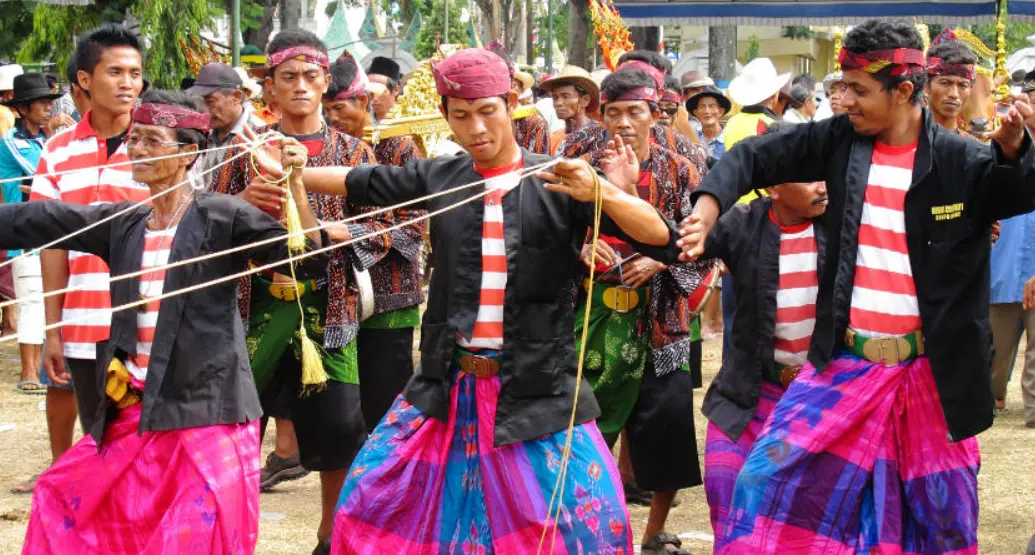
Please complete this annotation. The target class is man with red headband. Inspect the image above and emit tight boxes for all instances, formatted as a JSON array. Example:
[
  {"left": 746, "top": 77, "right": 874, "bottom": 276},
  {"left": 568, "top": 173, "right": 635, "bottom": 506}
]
[
  {"left": 487, "top": 41, "right": 553, "bottom": 155},
  {"left": 288, "top": 47, "right": 682, "bottom": 553},
  {"left": 679, "top": 19, "right": 1035, "bottom": 553},
  {"left": 926, "top": 40, "right": 979, "bottom": 135},
  {"left": 209, "top": 29, "right": 377, "bottom": 555},
  {"left": 576, "top": 67, "right": 711, "bottom": 555},
  {"left": 322, "top": 53, "right": 427, "bottom": 434},
  {"left": 559, "top": 51, "right": 710, "bottom": 179}
]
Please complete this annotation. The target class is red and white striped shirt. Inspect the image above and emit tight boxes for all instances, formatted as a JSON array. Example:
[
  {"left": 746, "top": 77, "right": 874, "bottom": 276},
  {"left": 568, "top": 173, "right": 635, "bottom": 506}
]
[
  {"left": 849, "top": 142, "right": 922, "bottom": 337},
  {"left": 457, "top": 158, "right": 523, "bottom": 350},
  {"left": 125, "top": 227, "right": 176, "bottom": 382},
  {"left": 29, "top": 113, "right": 150, "bottom": 360},
  {"left": 771, "top": 212, "right": 819, "bottom": 367}
]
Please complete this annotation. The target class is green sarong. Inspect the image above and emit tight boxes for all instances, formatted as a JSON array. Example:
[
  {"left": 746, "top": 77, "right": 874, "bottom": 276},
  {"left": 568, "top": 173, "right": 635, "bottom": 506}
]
[
  {"left": 360, "top": 306, "right": 420, "bottom": 330},
  {"left": 246, "top": 275, "right": 358, "bottom": 391},
  {"left": 574, "top": 282, "right": 650, "bottom": 435}
]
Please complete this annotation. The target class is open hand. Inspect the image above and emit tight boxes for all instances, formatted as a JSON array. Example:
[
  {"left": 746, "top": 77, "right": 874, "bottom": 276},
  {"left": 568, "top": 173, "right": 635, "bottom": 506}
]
[
  {"left": 239, "top": 177, "right": 287, "bottom": 212},
  {"left": 538, "top": 158, "right": 602, "bottom": 202},
  {"left": 599, "top": 135, "right": 639, "bottom": 193}
]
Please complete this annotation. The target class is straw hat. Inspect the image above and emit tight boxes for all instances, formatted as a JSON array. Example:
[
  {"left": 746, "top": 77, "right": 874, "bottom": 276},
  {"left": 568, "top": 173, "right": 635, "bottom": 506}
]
[
  {"left": 540, "top": 65, "right": 600, "bottom": 113},
  {"left": 728, "top": 58, "right": 791, "bottom": 107}
]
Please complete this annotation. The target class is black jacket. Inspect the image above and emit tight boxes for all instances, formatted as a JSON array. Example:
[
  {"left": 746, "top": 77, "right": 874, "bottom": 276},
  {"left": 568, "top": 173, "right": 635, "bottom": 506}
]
[
  {"left": 701, "top": 198, "right": 827, "bottom": 441},
  {"left": 0, "top": 193, "right": 326, "bottom": 446},
  {"left": 346, "top": 150, "right": 681, "bottom": 446},
  {"left": 693, "top": 111, "right": 1035, "bottom": 441}
]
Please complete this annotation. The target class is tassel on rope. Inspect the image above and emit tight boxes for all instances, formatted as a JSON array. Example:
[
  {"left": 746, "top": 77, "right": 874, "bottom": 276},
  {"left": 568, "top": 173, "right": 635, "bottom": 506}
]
[{"left": 282, "top": 171, "right": 309, "bottom": 254}]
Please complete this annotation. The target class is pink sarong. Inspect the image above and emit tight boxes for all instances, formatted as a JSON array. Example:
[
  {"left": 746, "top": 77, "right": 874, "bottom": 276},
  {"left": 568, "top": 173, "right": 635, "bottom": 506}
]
[{"left": 23, "top": 404, "right": 260, "bottom": 555}]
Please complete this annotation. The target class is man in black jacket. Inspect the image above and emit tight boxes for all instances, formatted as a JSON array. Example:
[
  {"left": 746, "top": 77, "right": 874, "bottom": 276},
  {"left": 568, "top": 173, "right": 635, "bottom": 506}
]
[
  {"left": 698, "top": 123, "right": 829, "bottom": 550},
  {"left": 679, "top": 19, "right": 1035, "bottom": 553}
]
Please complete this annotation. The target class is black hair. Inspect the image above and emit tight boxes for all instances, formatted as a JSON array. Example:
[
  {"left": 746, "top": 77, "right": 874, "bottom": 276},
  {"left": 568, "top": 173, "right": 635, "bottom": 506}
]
[
  {"left": 72, "top": 24, "right": 142, "bottom": 79},
  {"left": 138, "top": 89, "right": 209, "bottom": 161},
  {"left": 663, "top": 75, "right": 680, "bottom": 94},
  {"left": 440, "top": 95, "right": 509, "bottom": 113},
  {"left": 45, "top": 74, "right": 57, "bottom": 88},
  {"left": 617, "top": 50, "right": 672, "bottom": 76},
  {"left": 486, "top": 42, "right": 516, "bottom": 70},
  {"left": 842, "top": 19, "right": 926, "bottom": 104},
  {"left": 325, "top": 56, "right": 360, "bottom": 102},
  {"left": 64, "top": 56, "right": 78, "bottom": 88},
  {"left": 927, "top": 40, "right": 979, "bottom": 67},
  {"left": 599, "top": 68, "right": 658, "bottom": 109},
  {"left": 267, "top": 28, "right": 327, "bottom": 66}
]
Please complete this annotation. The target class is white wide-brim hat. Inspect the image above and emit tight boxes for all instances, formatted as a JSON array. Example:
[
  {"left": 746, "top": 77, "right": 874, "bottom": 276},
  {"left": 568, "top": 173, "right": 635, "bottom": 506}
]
[{"left": 727, "top": 58, "right": 791, "bottom": 107}]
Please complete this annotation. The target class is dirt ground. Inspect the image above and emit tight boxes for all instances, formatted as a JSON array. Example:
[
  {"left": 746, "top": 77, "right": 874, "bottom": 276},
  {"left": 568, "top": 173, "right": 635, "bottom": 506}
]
[{"left": 0, "top": 338, "right": 1031, "bottom": 554}]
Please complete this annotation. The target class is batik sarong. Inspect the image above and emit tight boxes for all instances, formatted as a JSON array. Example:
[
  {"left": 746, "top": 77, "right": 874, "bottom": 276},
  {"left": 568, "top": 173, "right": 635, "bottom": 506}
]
[
  {"left": 574, "top": 283, "right": 650, "bottom": 435},
  {"left": 719, "top": 352, "right": 980, "bottom": 554},
  {"left": 704, "top": 381, "right": 784, "bottom": 549},
  {"left": 332, "top": 358, "right": 633, "bottom": 554},
  {"left": 23, "top": 403, "right": 260, "bottom": 554}
]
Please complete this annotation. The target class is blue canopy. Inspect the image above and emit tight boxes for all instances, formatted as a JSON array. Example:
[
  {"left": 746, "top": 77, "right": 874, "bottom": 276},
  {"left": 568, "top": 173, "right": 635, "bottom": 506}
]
[{"left": 614, "top": 1, "right": 1000, "bottom": 25}]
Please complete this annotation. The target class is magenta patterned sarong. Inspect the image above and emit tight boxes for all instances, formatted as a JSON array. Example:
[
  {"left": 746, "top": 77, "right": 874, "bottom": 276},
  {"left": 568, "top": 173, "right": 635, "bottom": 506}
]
[
  {"left": 719, "top": 352, "right": 980, "bottom": 554},
  {"left": 332, "top": 364, "right": 633, "bottom": 554},
  {"left": 23, "top": 403, "right": 260, "bottom": 555},
  {"left": 704, "top": 381, "right": 785, "bottom": 549}
]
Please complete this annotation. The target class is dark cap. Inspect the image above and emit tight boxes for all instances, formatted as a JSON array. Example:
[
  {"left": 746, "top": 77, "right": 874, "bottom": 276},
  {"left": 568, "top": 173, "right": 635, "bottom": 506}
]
[
  {"left": 367, "top": 56, "right": 401, "bottom": 82},
  {"left": 185, "top": 63, "right": 242, "bottom": 96},
  {"left": 2, "top": 73, "right": 63, "bottom": 107}
]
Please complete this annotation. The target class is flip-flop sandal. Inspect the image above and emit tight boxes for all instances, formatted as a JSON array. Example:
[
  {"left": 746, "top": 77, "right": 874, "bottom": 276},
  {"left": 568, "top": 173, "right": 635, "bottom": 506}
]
[
  {"left": 642, "top": 532, "right": 691, "bottom": 555},
  {"left": 14, "top": 381, "right": 46, "bottom": 395},
  {"left": 11, "top": 474, "right": 38, "bottom": 495}
]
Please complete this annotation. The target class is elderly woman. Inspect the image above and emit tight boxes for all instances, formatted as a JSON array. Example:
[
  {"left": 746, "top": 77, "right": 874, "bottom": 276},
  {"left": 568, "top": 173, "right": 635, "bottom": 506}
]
[
  {"left": 4, "top": 89, "right": 336, "bottom": 554},
  {"left": 687, "top": 86, "right": 731, "bottom": 161}
]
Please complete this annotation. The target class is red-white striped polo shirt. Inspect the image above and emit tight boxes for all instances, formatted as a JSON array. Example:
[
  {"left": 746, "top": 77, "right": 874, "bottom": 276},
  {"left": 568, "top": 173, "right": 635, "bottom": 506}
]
[
  {"left": 457, "top": 158, "right": 523, "bottom": 350},
  {"left": 125, "top": 227, "right": 176, "bottom": 381},
  {"left": 849, "top": 142, "right": 922, "bottom": 337},
  {"left": 771, "top": 211, "right": 819, "bottom": 367},
  {"left": 29, "top": 113, "right": 150, "bottom": 360}
]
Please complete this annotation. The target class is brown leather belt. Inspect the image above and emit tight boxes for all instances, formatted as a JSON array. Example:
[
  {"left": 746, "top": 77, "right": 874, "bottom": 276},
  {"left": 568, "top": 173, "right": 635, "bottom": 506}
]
[{"left": 456, "top": 352, "right": 500, "bottom": 378}]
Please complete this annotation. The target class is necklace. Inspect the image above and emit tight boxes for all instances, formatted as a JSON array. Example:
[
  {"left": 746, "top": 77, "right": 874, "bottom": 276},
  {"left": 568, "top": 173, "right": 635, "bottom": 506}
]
[{"left": 137, "top": 191, "right": 193, "bottom": 312}]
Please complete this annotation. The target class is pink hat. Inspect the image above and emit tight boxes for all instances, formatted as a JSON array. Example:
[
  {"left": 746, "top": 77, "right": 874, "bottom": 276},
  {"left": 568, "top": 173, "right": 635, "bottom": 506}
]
[{"left": 433, "top": 49, "right": 513, "bottom": 100}]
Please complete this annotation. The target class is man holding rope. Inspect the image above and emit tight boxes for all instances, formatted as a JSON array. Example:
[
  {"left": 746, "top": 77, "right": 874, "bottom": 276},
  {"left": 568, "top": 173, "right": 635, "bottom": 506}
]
[
  {"left": 279, "top": 46, "right": 681, "bottom": 553},
  {"left": 679, "top": 19, "right": 1035, "bottom": 553},
  {"left": 17, "top": 24, "right": 151, "bottom": 495}
]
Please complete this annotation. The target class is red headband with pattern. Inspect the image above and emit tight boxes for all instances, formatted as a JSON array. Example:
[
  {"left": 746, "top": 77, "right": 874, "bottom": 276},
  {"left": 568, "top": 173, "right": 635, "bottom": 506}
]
[
  {"left": 601, "top": 86, "right": 659, "bottom": 105},
  {"left": 132, "top": 103, "right": 211, "bottom": 131},
  {"left": 267, "top": 46, "right": 330, "bottom": 70},
  {"left": 616, "top": 60, "right": 666, "bottom": 89},
  {"left": 661, "top": 89, "right": 681, "bottom": 104},
  {"left": 926, "top": 57, "right": 975, "bottom": 81},
  {"left": 837, "top": 48, "right": 926, "bottom": 77}
]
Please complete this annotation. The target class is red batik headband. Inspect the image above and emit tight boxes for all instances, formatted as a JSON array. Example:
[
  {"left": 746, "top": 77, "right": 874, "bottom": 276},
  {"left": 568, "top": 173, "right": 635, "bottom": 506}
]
[
  {"left": 617, "top": 60, "right": 666, "bottom": 89},
  {"left": 927, "top": 57, "right": 976, "bottom": 81},
  {"left": 837, "top": 48, "right": 926, "bottom": 77},
  {"left": 601, "top": 86, "right": 659, "bottom": 105},
  {"left": 133, "top": 103, "right": 211, "bottom": 131},
  {"left": 661, "top": 89, "right": 681, "bottom": 104},
  {"left": 267, "top": 46, "right": 330, "bottom": 70}
]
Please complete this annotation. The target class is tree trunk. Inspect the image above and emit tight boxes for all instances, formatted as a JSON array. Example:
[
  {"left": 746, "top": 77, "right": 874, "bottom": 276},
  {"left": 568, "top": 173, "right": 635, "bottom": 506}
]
[
  {"left": 510, "top": 0, "right": 526, "bottom": 60},
  {"left": 629, "top": 26, "right": 660, "bottom": 51},
  {"left": 708, "top": 25, "right": 737, "bottom": 83},
  {"left": 526, "top": 0, "right": 535, "bottom": 66},
  {"left": 243, "top": 0, "right": 277, "bottom": 49},
  {"left": 280, "top": 0, "right": 301, "bottom": 32},
  {"left": 567, "top": 0, "right": 590, "bottom": 69}
]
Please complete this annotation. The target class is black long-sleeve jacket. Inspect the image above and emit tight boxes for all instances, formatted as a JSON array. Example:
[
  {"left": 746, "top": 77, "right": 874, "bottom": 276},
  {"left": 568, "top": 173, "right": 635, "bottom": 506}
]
[
  {"left": 346, "top": 150, "right": 681, "bottom": 446},
  {"left": 692, "top": 111, "right": 1035, "bottom": 441},
  {"left": 0, "top": 193, "right": 327, "bottom": 446},
  {"left": 701, "top": 198, "right": 827, "bottom": 441}
]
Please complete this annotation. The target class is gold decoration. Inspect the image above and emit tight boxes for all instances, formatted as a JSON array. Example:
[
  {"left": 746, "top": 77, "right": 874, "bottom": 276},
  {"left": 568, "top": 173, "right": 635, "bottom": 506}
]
[
  {"left": 994, "top": 12, "right": 1010, "bottom": 101},
  {"left": 916, "top": 20, "right": 931, "bottom": 56},
  {"left": 589, "top": 0, "right": 633, "bottom": 71},
  {"left": 832, "top": 27, "right": 844, "bottom": 72},
  {"left": 952, "top": 28, "right": 996, "bottom": 59},
  {"left": 362, "top": 44, "right": 536, "bottom": 156}
]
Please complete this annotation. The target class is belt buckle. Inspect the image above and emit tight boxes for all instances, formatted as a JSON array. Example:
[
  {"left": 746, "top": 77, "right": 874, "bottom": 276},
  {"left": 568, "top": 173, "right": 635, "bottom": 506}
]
[
  {"left": 269, "top": 282, "right": 302, "bottom": 302},
  {"left": 468, "top": 355, "right": 494, "bottom": 378},
  {"left": 779, "top": 365, "right": 802, "bottom": 388},
  {"left": 606, "top": 286, "right": 638, "bottom": 313},
  {"left": 866, "top": 336, "right": 909, "bottom": 366}
]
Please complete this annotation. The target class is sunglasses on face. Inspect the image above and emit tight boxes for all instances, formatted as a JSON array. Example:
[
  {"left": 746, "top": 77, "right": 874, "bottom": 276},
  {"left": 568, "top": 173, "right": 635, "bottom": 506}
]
[{"left": 660, "top": 107, "right": 679, "bottom": 116}]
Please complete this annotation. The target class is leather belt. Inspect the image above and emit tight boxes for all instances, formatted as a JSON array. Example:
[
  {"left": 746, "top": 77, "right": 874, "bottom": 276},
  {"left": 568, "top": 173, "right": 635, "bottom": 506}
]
[
  {"left": 763, "top": 363, "right": 803, "bottom": 389},
  {"left": 454, "top": 349, "right": 501, "bottom": 379},
  {"left": 843, "top": 328, "right": 924, "bottom": 366}
]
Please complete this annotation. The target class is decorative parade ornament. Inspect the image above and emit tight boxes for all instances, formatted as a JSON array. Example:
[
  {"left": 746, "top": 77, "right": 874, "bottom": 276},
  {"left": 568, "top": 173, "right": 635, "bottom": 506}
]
[{"left": 589, "top": 0, "right": 633, "bottom": 71}]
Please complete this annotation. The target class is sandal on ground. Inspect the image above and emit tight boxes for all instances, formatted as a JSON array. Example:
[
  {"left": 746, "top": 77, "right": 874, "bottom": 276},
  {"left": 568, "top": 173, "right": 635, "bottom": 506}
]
[
  {"left": 14, "top": 380, "right": 46, "bottom": 395},
  {"left": 642, "top": 532, "right": 691, "bottom": 555},
  {"left": 11, "top": 474, "right": 38, "bottom": 495}
]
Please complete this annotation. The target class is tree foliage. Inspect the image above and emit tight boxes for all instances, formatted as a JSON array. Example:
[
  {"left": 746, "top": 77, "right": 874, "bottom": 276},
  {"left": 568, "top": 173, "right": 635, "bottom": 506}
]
[
  {"left": 413, "top": 0, "right": 466, "bottom": 59},
  {"left": 16, "top": 0, "right": 222, "bottom": 89},
  {"left": 968, "top": 22, "right": 1035, "bottom": 56}
]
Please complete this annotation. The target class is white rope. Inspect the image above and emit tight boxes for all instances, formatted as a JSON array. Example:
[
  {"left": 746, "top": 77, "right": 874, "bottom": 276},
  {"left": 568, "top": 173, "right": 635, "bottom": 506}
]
[
  {"left": 0, "top": 139, "right": 267, "bottom": 186},
  {"left": 0, "top": 158, "right": 562, "bottom": 311},
  {"left": 0, "top": 139, "right": 267, "bottom": 272},
  {"left": 0, "top": 185, "right": 497, "bottom": 345},
  {"left": 0, "top": 158, "right": 564, "bottom": 344}
]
